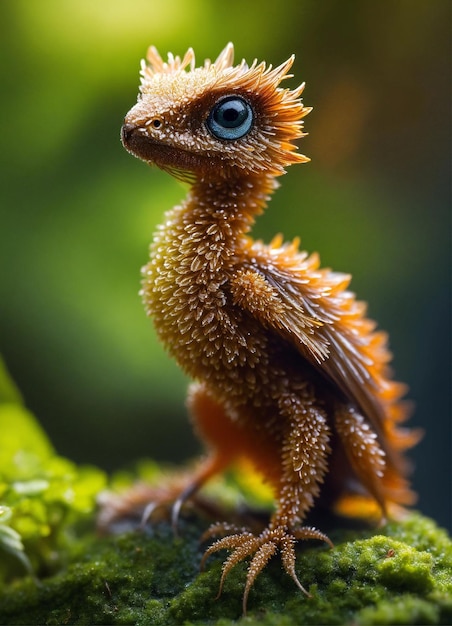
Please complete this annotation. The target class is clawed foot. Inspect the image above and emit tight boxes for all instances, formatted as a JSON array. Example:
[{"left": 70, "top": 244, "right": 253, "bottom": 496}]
[
  {"left": 201, "top": 522, "right": 333, "bottom": 615},
  {"left": 98, "top": 475, "right": 222, "bottom": 535},
  {"left": 98, "top": 456, "right": 233, "bottom": 535},
  {"left": 98, "top": 480, "right": 185, "bottom": 534}
]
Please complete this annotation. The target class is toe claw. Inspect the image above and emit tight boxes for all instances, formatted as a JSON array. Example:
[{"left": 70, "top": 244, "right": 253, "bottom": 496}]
[
  {"left": 200, "top": 522, "right": 243, "bottom": 543},
  {"left": 140, "top": 502, "right": 159, "bottom": 529},
  {"left": 293, "top": 526, "right": 334, "bottom": 549},
  {"left": 242, "top": 541, "right": 277, "bottom": 615}
]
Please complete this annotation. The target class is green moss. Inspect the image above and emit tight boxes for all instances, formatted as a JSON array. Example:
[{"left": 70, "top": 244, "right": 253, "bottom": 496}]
[
  {"left": 0, "top": 358, "right": 451, "bottom": 624},
  {"left": 0, "top": 511, "right": 450, "bottom": 625}
]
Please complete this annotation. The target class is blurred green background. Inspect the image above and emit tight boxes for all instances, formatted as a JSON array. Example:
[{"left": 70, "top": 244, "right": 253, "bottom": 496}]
[{"left": 0, "top": 1, "right": 450, "bottom": 529}]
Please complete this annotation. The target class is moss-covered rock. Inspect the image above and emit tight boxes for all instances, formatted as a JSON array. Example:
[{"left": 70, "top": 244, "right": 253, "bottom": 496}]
[{"left": 0, "top": 510, "right": 450, "bottom": 624}]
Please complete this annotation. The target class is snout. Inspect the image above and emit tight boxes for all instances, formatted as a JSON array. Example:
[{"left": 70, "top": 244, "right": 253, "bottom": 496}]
[{"left": 120, "top": 122, "right": 137, "bottom": 147}]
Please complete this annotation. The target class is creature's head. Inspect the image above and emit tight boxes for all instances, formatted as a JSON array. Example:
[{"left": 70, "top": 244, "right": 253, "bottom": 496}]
[{"left": 121, "top": 43, "right": 310, "bottom": 182}]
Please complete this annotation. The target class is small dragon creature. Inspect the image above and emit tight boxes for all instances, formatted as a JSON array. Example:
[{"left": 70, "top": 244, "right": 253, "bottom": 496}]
[{"left": 112, "top": 43, "right": 419, "bottom": 613}]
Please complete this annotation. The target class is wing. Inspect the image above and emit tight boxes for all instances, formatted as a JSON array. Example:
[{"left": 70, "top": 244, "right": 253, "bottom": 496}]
[{"left": 230, "top": 236, "right": 407, "bottom": 443}]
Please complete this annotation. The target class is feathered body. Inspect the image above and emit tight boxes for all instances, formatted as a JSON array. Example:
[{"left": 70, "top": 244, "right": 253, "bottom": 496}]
[{"left": 119, "top": 44, "right": 419, "bottom": 612}]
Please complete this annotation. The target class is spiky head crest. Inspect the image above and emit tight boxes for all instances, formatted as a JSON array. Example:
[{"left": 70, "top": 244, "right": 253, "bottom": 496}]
[{"left": 122, "top": 43, "right": 311, "bottom": 181}]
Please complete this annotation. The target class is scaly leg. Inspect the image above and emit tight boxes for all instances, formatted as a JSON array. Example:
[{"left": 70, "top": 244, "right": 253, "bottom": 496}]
[{"left": 202, "top": 390, "right": 333, "bottom": 615}]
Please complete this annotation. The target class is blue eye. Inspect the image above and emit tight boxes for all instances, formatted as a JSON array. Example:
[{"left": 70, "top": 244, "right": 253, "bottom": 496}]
[{"left": 207, "top": 96, "right": 253, "bottom": 140}]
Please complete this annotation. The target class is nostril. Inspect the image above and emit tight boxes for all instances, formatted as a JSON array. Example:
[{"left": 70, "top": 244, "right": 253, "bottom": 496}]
[{"left": 121, "top": 123, "right": 136, "bottom": 144}]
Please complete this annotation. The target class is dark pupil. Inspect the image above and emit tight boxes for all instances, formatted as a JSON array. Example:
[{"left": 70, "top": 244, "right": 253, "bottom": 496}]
[{"left": 215, "top": 101, "right": 246, "bottom": 128}]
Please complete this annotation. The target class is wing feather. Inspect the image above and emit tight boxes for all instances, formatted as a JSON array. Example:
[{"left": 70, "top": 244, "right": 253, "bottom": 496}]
[{"left": 231, "top": 237, "right": 397, "bottom": 441}]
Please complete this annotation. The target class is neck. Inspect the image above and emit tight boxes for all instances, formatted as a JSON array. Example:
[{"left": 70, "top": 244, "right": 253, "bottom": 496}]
[{"left": 183, "top": 173, "right": 278, "bottom": 238}]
